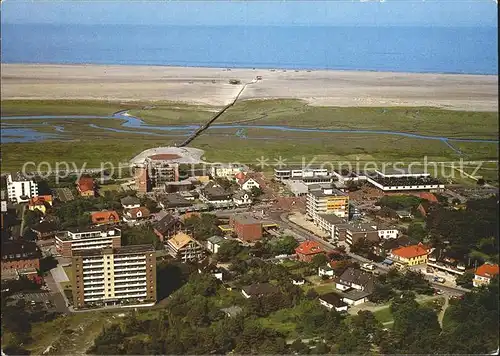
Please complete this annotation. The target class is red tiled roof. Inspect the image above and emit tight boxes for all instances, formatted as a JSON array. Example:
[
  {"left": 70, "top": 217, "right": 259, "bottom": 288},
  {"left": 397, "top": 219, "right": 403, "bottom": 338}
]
[
  {"left": 419, "top": 192, "right": 438, "bottom": 203},
  {"left": 475, "top": 263, "right": 499, "bottom": 279},
  {"left": 391, "top": 243, "right": 428, "bottom": 259},
  {"left": 295, "top": 240, "right": 324, "bottom": 256},
  {"left": 29, "top": 195, "right": 53, "bottom": 206},
  {"left": 77, "top": 177, "right": 94, "bottom": 192},
  {"left": 235, "top": 172, "right": 246, "bottom": 180},
  {"left": 91, "top": 211, "right": 120, "bottom": 224}
]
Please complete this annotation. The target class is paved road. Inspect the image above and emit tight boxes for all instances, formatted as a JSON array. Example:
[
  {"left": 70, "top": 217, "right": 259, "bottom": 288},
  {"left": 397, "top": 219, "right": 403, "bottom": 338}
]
[
  {"left": 438, "top": 295, "right": 450, "bottom": 328},
  {"left": 45, "top": 269, "right": 70, "bottom": 314},
  {"left": 271, "top": 211, "right": 469, "bottom": 295}
]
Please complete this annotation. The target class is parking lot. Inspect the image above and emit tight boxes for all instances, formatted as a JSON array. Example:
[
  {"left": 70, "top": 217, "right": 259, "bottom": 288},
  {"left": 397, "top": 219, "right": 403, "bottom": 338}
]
[{"left": 9, "top": 291, "right": 57, "bottom": 310}]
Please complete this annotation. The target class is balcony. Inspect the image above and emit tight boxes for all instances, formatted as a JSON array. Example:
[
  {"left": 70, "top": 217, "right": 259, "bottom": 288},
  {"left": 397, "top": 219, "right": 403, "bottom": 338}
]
[
  {"left": 83, "top": 269, "right": 105, "bottom": 276},
  {"left": 84, "top": 285, "right": 105, "bottom": 291},
  {"left": 113, "top": 271, "right": 147, "bottom": 278},
  {"left": 83, "top": 258, "right": 104, "bottom": 263},
  {"left": 114, "top": 256, "right": 146, "bottom": 262},
  {"left": 83, "top": 275, "right": 105, "bottom": 281},
  {"left": 82, "top": 264, "right": 104, "bottom": 269},
  {"left": 113, "top": 293, "right": 148, "bottom": 299},
  {"left": 114, "top": 266, "right": 147, "bottom": 273},
  {"left": 113, "top": 261, "right": 146, "bottom": 268},
  {"left": 114, "top": 287, "right": 147, "bottom": 294},
  {"left": 114, "top": 283, "right": 147, "bottom": 289},
  {"left": 84, "top": 291, "right": 105, "bottom": 296}
]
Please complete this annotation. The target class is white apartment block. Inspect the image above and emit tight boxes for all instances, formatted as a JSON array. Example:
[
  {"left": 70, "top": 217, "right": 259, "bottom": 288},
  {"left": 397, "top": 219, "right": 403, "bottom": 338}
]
[
  {"left": 55, "top": 227, "right": 121, "bottom": 257},
  {"left": 377, "top": 228, "right": 399, "bottom": 240},
  {"left": 274, "top": 167, "right": 330, "bottom": 181},
  {"left": 72, "top": 245, "right": 156, "bottom": 309},
  {"left": 210, "top": 164, "right": 246, "bottom": 178},
  {"left": 6, "top": 174, "right": 38, "bottom": 203}
]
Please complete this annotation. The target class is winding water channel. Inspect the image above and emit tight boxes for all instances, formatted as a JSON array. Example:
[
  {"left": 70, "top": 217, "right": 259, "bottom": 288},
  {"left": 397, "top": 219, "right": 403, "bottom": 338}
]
[{"left": 1, "top": 111, "right": 498, "bottom": 154}]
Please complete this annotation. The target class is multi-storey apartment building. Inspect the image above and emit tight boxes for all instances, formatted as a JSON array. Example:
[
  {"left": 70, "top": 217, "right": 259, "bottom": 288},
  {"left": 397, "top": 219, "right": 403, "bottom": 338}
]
[
  {"left": 306, "top": 186, "right": 349, "bottom": 222},
  {"left": 71, "top": 245, "right": 156, "bottom": 309},
  {"left": 55, "top": 227, "right": 121, "bottom": 257},
  {"left": 134, "top": 157, "right": 179, "bottom": 193},
  {"left": 5, "top": 174, "right": 38, "bottom": 203},
  {"left": 166, "top": 232, "right": 205, "bottom": 262}
]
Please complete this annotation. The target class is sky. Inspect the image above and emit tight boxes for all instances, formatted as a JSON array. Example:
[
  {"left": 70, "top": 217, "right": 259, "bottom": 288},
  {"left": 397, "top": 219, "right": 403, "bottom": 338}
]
[{"left": 0, "top": 0, "right": 497, "bottom": 27}]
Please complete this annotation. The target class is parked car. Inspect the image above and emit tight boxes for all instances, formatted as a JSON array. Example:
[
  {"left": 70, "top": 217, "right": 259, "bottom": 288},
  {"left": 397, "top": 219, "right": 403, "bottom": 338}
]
[{"left": 433, "top": 276, "right": 446, "bottom": 283}]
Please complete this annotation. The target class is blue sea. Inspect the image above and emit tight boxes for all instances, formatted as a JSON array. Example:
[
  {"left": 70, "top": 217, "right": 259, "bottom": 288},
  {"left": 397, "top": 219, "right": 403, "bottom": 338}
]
[{"left": 1, "top": 24, "right": 497, "bottom": 74}]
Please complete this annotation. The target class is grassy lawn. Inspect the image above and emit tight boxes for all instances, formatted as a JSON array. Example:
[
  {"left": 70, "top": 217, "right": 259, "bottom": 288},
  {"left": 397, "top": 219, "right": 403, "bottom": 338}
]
[
  {"left": 1, "top": 138, "right": 176, "bottom": 172},
  {"left": 216, "top": 100, "right": 498, "bottom": 139},
  {"left": 99, "top": 184, "right": 122, "bottom": 193},
  {"left": 373, "top": 307, "right": 393, "bottom": 324},
  {"left": 257, "top": 300, "right": 319, "bottom": 338},
  {"left": 26, "top": 312, "right": 115, "bottom": 355},
  {"left": 0, "top": 100, "right": 130, "bottom": 117},
  {"left": 128, "top": 103, "right": 220, "bottom": 125},
  {"left": 193, "top": 133, "right": 462, "bottom": 163},
  {"left": 2, "top": 99, "right": 497, "bottom": 174}
]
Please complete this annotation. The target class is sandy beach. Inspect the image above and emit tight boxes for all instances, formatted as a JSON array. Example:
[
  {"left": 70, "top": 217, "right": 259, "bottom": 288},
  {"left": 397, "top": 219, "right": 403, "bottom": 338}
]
[{"left": 1, "top": 63, "right": 497, "bottom": 111}]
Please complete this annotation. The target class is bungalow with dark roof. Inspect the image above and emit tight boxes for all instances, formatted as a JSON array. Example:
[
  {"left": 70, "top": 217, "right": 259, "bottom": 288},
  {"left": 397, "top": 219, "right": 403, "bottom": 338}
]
[
  {"left": 31, "top": 220, "right": 59, "bottom": 240},
  {"left": 336, "top": 267, "right": 374, "bottom": 291},
  {"left": 241, "top": 282, "right": 279, "bottom": 299},
  {"left": 319, "top": 292, "right": 349, "bottom": 312},
  {"left": 199, "top": 181, "right": 233, "bottom": 205},
  {"left": 120, "top": 196, "right": 141, "bottom": 209}
]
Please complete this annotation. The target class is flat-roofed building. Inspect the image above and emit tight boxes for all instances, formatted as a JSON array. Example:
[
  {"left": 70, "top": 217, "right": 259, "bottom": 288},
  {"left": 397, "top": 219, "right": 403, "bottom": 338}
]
[
  {"left": 229, "top": 213, "right": 263, "bottom": 242},
  {"left": 306, "top": 186, "right": 349, "bottom": 222},
  {"left": 274, "top": 166, "right": 331, "bottom": 181},
  {"left": 1, "top": 240, "right": 41, "bottom": 277},
  {"left": 55, "top": 227, "right": 121, "bottom": 257},
  {"left": 71, "top": 244, "right": 156, "bottom": 309},
  {"left": 344, "top": 223, "right": 379, "bottom": 246},
  {"left": 366, "top": 170, "right": 444, "bottom": 192}
]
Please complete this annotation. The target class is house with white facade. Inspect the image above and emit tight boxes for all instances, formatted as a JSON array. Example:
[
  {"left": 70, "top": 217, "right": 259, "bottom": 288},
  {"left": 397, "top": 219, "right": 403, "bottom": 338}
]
[
  {"left": 206, "top": 235, "right": 225, "bottom": 254},
  {"left": 318, "top": 292, "right": 349, "bottom": 312},
  {"left": 335, "top": 267, "right": 374, "bottom": 305},
  {"left": 233, "top": 190, "right": 253, "bottom": 206},
  {"left": 473, "top": 263, "right": 499, "bottom": 287}
]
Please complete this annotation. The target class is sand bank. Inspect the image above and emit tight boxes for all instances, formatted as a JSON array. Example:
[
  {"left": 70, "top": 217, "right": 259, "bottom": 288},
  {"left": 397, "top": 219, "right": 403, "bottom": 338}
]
[{"left": 1, "top": 64, "right": 497, "bottom": 111}]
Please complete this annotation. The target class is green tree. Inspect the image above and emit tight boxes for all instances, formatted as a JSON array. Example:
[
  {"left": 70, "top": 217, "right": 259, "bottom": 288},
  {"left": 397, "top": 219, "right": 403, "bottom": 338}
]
[
  {"left": 291, "top": 339, "right": 310, "bottom": 354},
  {"left": 455, "top": 270, "right": 474, "bottom": 289},
  {"left": 250, "top": 186, "right": 264, "bottom": 198},
  {"left": 310, "top": 253, "right": 328, "bottom": 268},
  {"left": 407, "top": 222, "right": 427, "bottom": 242},
  {"left": 216, "top": 240, "right": 245, "bottom": 262},
  {"left": 183, "top": 213, "right": 221, "bottom": 241}
]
